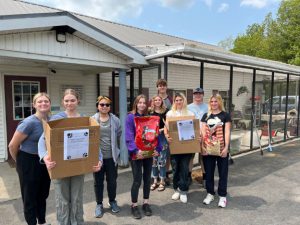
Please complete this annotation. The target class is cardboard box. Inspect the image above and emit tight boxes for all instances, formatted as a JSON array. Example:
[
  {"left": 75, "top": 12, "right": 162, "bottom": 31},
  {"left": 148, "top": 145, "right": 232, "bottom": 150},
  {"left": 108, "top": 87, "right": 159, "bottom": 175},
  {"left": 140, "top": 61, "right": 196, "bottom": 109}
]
[
  {"left": 167, "top": 116, "right": 201, "bottom": 154},
  {"left": 43, "top": 117, "right": 100, "bottom": 179}
]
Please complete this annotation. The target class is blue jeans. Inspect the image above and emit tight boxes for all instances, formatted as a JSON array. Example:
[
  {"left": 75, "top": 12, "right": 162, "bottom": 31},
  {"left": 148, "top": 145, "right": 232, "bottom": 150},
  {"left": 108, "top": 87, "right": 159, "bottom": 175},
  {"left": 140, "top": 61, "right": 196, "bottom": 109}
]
[
  {"left": 152, "top": 133, "right": 169, "bottom": 179},
  {"left": 203, "top": 154, "right": 229, "bottom": 197},
  {"left": 171, "top": 153, "right": 192, "bottom": 192}
]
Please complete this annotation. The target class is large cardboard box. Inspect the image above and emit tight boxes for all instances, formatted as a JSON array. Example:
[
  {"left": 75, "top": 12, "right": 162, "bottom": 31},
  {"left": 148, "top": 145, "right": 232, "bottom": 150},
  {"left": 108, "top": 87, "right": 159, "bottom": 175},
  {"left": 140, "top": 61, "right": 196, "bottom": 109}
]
[
  {"left": 167, "top": 116, "right": 201, "bottom": 154},
  {"left": 43, "top": 117, "right": 100, "bottom": 179}
]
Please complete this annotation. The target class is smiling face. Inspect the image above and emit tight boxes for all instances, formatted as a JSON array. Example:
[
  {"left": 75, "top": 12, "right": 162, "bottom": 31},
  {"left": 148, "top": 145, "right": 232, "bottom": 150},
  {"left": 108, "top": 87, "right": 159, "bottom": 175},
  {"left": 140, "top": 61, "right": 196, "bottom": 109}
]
[
  {"left": 97, "top": 99, "right": 111, "bottom": 114},
  {"left": 33, "top": 95, "right": 51, "bottom": 114},
  {"left": 157, "top": 84, "right": 167, "bottom": 95},
  {"left": 193, "top": 92, "right": 204, "bottom": 104},
  {"left": 153, "top": 96, "right": 163, "bottom": 108},
  {"left": 137, "top": 97, "right": 147, "bottom": 114},
  {"left": 210, "top": 97, "right": 220, "bottom": 111},
  {"left": 175, "top": 96, "right": 184, "bottom": 110},
  {"left": 63, "top": 94, "right": 79, "bottom": 112}
]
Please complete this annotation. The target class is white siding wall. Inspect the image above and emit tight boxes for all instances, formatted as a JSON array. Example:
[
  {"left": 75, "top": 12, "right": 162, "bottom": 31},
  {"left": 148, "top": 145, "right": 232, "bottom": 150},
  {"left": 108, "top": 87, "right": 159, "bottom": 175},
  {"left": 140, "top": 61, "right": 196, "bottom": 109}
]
[
  {"left": 98, "top": 63, "right": 267, "bottom": 112},
  {"left": 0, "top": 65, "right": 99, "bottom": 162},
  {"left": 48, "top": 70, "right": 98, "bottom": 116},
  {"left": 0, "top": 31, "right": 127, "bottom": 65}
]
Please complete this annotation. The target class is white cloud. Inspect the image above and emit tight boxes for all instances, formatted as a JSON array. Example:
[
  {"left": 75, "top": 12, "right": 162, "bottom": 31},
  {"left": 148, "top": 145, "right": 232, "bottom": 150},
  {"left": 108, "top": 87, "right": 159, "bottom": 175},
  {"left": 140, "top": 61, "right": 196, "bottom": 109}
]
[
  {"left": 159, "top": 0, "right": 196, "bottom": 9},
  {"left": 217, "top": 3, "right": 229, "bottom": 13},
  {"left": 240, "top": 0, "right": 280, "bottom": 9},
  {"left": 202, "top": 0, "right": 213, "bottom": 7},
  {"left": 26, "top": 0, "right": 144, "bottom": 21}
]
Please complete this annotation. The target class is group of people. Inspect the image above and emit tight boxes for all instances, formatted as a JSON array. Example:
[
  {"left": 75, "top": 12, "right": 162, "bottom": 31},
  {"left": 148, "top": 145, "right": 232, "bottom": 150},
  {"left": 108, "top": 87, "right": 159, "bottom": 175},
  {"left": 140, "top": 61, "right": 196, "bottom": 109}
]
[{"left": 8, "top": 78, "right": 231, "bottom": 225}]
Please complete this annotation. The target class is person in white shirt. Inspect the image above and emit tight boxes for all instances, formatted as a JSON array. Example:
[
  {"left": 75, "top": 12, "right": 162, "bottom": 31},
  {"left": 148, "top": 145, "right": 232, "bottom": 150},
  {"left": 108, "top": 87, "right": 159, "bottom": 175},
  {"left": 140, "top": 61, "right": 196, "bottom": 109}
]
[
  {"left": 187, "top": 87, "right": 208, "bottom": 185},
  {"left": 164, "top": 92, "right": 194, "bottom": 203}
]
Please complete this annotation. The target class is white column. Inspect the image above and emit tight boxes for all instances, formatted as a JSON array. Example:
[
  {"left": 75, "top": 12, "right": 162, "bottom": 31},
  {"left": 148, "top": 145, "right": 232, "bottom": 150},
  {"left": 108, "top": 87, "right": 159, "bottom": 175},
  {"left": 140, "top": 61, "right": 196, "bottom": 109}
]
[{"left": 118, "top": 69, "right": 128, "bottom": 166}]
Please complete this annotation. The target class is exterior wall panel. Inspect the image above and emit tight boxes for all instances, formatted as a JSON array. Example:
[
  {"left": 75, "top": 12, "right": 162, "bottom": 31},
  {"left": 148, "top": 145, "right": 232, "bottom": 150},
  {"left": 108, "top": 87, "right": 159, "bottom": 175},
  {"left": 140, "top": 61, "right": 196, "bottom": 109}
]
[{"left": 0, "top": 31, "right": 128, "bottom": 65}]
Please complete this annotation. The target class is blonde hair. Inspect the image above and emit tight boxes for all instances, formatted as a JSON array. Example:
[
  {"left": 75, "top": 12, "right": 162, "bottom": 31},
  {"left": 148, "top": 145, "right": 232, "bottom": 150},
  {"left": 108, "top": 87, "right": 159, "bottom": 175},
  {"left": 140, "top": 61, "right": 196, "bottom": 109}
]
[
  {"left": 149, "top": 95, "right": 166, "bottom": 114},
  {"left": 207, "top": 94, "right": 225, "bottom": 119},
  {"left": 171, "top": 92, "right": 188, "bottom": 114},
  {"left": 96, "top": 95, "right": 112, "bottom": 104},
  {"left": 33, "top": 92, "right": 51, "bottom": 105},
  {"left": 131, "top": 94, "right": 148, "bottom": 115}
]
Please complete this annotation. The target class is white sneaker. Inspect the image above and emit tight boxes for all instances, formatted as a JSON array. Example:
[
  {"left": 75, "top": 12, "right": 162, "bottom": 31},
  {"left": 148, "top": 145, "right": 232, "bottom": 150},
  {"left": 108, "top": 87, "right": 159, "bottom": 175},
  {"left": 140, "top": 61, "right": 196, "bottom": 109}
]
[
  {"left": 180, "top": 194, "right": 187, "bottom": 203},
  {"left": 218, "top": 197, "right": 227, "bottom": 208},
  {"left": 203, "top": 193, "right": 214, "bottom": 205},
  {"left": 171, "top": 191, "right": 180, "bottom": 200}
]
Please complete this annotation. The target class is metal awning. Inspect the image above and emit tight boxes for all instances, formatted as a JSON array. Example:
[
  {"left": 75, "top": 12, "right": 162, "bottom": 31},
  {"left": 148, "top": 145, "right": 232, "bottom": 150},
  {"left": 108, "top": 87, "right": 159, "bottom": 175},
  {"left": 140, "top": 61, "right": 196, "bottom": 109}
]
[{"left": 143, "top": 43, "right": 300, "bottom": 75}]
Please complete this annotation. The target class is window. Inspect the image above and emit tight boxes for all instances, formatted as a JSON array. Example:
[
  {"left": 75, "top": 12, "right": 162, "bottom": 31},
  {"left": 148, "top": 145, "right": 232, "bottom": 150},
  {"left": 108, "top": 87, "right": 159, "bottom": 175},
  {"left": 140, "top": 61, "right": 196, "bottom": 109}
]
[{"left": 13, "top": 81, "right": 40, "bottom": 120}]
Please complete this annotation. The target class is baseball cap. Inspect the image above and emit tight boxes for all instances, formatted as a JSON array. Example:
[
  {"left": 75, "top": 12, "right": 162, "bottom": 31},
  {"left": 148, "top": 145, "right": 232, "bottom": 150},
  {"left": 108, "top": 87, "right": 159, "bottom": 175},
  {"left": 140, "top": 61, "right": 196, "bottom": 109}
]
[{"left": 193, "top": 87, "right": 204, "bottom": 94}]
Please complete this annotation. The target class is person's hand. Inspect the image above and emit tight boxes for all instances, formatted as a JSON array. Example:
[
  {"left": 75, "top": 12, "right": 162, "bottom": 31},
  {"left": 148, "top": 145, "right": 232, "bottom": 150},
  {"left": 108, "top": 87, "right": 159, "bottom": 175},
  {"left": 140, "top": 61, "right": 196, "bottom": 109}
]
[
  {"left": 44, "top": 155, "right": 56, "bottom": 170},
  {"left": 136, "top": 150, "right": 144, "bottom": 159},
  {"left": 93, "top": 161, "right": 102, "bottom": 172},
  {"left": 197, "top": 134, "right": 202, "bottom": 142},
  {"left": 166, "top": 135, "right": 172, "bottom": 143},
  {"left": 220, "top": 147, "right": 228, "bottom": 158},
  {"left": 152, "top": 150, "right": 159, "bottom": 157},
  {"left": 201, "top": 150, "right": 208, "bottom": 156}
]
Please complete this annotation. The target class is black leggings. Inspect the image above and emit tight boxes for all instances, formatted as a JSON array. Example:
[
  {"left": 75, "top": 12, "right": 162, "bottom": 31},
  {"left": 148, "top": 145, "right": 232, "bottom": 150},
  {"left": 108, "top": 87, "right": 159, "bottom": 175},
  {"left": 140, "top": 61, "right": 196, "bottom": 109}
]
[
  {"left": 16, "top": 151, "right": 51, "bottom": 225},
  {"left": 130, "top": 157, "right": 153, "bottom": 203}
]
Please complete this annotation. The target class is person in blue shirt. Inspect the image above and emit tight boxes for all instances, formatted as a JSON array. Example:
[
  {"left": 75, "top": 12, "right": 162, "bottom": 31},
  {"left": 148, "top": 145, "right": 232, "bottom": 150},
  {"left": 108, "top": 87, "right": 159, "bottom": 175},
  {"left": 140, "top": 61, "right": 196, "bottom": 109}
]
[
  {"left": 187, "top": 87, "right": 208, "bottom": 185},
  {"left": 9, "top": 92, "right": 51, "bottom": 225}
]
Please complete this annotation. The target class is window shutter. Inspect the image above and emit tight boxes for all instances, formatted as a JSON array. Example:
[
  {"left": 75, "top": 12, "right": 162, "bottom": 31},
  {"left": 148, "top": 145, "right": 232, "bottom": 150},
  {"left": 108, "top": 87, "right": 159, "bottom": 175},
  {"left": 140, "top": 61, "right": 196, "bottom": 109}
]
[{"left": 187, "top": 89, "right": 193, "bottom": 104}]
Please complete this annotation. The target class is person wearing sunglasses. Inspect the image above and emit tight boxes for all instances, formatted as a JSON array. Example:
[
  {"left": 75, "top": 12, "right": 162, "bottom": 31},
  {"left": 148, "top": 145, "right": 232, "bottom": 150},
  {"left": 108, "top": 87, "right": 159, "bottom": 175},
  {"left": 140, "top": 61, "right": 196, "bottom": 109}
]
[{"left": 91, "top": 96, "right": 122, "bottom": 218}]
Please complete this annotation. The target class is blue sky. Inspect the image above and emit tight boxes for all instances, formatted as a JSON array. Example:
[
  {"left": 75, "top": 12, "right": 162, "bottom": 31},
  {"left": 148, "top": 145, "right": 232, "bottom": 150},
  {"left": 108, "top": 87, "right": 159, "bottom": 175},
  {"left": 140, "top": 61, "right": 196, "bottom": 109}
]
[{"left": 26, "top": 0, "right": 281, "bottom": 46}]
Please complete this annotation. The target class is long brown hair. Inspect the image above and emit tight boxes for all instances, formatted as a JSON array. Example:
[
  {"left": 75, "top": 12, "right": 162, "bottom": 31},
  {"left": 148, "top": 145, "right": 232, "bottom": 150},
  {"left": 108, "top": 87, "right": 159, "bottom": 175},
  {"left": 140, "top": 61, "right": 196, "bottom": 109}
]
[{"left": 131, "top": 94, "right": 148, "bottom": 115}]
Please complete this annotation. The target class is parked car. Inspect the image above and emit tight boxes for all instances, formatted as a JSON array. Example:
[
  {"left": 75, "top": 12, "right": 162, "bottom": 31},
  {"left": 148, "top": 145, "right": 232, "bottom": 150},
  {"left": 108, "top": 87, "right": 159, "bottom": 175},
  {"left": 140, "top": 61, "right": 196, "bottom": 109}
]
[{"left": 264, "top": 96, "right": 299, "bottom": 113}]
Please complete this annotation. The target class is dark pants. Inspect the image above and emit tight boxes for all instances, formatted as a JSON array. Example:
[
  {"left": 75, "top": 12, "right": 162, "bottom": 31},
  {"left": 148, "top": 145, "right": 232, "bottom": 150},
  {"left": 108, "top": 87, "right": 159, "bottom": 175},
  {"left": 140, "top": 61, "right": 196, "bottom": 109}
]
[
  {"left": 16, "top": 151, "right": 51, "bottom": 225},
  {"left": 93, "top": 158, "right": 118, "bottom": 204},
  {"left": 171, "top": 154, "right": 192, "bottom": 192},
  {"left": 130, "top": 157, "right": 153, "bottom": 203},
  {"left": 203, "top": 154, "right": 229, "bottom": 197}
]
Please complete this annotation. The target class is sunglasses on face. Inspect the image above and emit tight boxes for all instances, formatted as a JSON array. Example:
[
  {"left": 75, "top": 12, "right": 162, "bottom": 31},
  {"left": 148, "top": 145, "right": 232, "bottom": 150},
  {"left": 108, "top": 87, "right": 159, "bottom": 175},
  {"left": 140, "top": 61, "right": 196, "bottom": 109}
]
[{"left": 99, "top": 103, "right": 110, "bottom": 107}]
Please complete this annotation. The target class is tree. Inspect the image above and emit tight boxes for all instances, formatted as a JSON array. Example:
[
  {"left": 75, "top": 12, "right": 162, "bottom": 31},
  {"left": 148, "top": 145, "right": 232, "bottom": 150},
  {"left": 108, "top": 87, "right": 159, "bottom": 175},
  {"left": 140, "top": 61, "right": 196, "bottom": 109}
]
[{"left": 231, "top": 0, "right": 300, "bottom": 66}]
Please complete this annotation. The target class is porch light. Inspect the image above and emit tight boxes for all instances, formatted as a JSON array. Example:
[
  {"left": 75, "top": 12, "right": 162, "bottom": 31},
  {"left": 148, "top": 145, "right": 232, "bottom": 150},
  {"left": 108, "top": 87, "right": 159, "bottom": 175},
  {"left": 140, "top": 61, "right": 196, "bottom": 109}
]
[{"left": 56, "top": 30, "right": 66, "bottom": 43}]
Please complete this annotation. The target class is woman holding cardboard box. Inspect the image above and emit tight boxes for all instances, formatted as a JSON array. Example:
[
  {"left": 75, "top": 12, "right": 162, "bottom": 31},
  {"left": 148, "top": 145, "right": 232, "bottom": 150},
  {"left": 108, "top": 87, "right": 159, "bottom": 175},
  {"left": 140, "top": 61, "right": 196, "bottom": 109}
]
[
  {"left": 91, "top": 95, "right": 122, "bottom": 218},
  {"left": 38, "top": 89, "right": 101, "bottom": 225},
  {"left": 8, "top": 92, "right": 51, "bottom": 225},
  {"left": 201, "top": 94, "right": 231, "bottom": 208},
  {"left": 125, "top": 94, "right": 162, "bottom": 219},
  {"left": 164, "top": 92, "right": 194, "bottom": 204}
]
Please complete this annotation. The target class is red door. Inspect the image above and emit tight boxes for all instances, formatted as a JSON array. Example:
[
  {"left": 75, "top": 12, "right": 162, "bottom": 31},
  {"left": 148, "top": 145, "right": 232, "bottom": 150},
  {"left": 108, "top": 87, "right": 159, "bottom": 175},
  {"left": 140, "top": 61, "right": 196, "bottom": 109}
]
[{"left": 4, "top": 76, "right": 47, "bottom": 160}]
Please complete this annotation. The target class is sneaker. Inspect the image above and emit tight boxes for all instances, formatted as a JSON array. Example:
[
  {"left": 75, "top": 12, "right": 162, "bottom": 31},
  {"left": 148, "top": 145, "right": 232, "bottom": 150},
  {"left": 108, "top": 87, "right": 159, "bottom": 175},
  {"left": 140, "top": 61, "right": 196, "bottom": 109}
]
[
  {"left": 108, "top": 201, "right": 120, "bottom": 213},
  {"left": 171, "top": 191, "right": 180, "bottom": 200},
  {"left": 95, "top": 204, "right": 104, "bottom": 218},
  {"left": 203, "top": 193, "right": 214, "bottom": 205},
  {"left": 142, "top": 203, "right": 152, "bottom": 216},
  {"left": 131, "top": 206, "right": 141, "bottom": 219},
  {"left": 180, "top": 194, "right": 187, "bottom": 203},
  {"left": 218, "top": 197, "right": 227, "bottom": 208}
]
